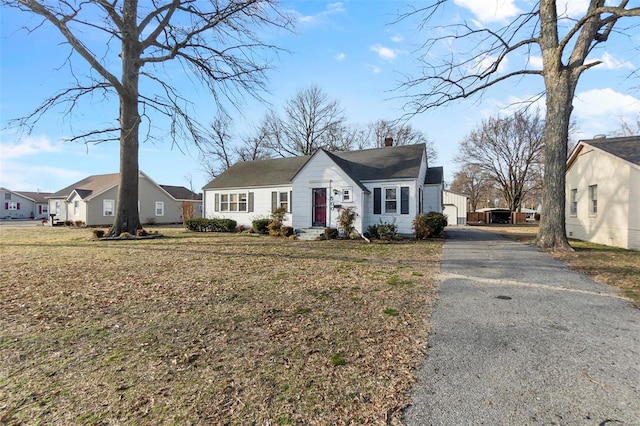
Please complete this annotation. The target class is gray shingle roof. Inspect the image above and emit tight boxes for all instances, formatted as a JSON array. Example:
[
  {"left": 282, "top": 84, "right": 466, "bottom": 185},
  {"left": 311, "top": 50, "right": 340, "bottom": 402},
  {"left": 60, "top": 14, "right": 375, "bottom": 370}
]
[
  {"left": 11, "top": 191, "right": 52, "bottom": 203},
  {"left": 425, "top": 166, "right": 444, "bottom": 184},
  {"left": 203, "top": 156, "right": 311, "bottom": 189},
  {"left": 584, "top": 135, "right": 640, "bottom": 166},
  {"left": 203, "top": 144, "right": 427, "bottom": 189},
  {"left": 48, "top": 173, "right": 120, "bottom": 199},
  {"left": 159, "top": 185, "right": 202, "bottom": 201}
]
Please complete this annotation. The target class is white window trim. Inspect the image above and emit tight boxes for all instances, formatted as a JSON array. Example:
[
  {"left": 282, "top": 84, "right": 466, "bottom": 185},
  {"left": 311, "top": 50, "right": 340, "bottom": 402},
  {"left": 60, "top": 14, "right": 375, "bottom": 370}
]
[
  {"left": 103, "top": 199, "right": 115, "bottom": 216},
  {"left": 278, "top": 191, "right": 289, "bottom": 212},
  {"left": 384, "top": 187, "right": 397, "bottom": 213},
  {"left": 220, "top": 192, "right": 249, "bottom": 212},
  {"left": 73, "top": 200, "right": 80, "bottom": 215},
  {"left": 342, "top": 187, "right": 352, "bottom": 203},
  {"left": 588, "top": 185, "right": 597, "bottom": 217},
  {"left": 155, "top": 201, "right": 165, "bottom": 217},
  {"left": 570, "top": 188, "right": 577, "bottom": 217},
  {"left": 7, "top": 202, "right": 18, "bottom": 210}
]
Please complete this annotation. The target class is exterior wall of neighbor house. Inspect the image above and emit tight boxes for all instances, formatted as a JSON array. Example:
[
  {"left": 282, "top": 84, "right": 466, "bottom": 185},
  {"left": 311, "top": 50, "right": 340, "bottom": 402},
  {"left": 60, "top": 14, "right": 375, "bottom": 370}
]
[
  {"left": 204, "top": 185, "right": 293, "bottom": 229},
  {"left": 67, "top": 193, "right": 88, "bottom": 225},
  {"left": 85, "top": 186, "right": 119, "bottom": 226},
  {"left": 291, "top": 151, "right": 364, "bottom": 233},
  {"left": 138, "top": 179, "right": 183, "bottom": 224},
  {"left": 0, "top": 189, "right": 35, "bottom": 219},
  {"left": 565, "top": 147, "right": 635, "bottom": 250},
  {"left": 443, "top": 190, "right": 468, "bottom": 225},
  {"left": 629, "top": 167, "right": 640, "bottom": 250},
  {"left": 48, "top": 198, "right": 68, "bottom": 223}
]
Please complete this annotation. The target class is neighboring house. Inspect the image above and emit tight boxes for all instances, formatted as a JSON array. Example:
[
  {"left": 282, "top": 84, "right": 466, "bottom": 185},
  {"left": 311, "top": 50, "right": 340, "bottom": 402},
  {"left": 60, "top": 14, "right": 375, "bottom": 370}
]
[
  {"left": 47, "top": 172, "right": 202, "bottom": 226},
  {"left": 565, "top": 135, "right": 640, "bottom": 251},
  {"left": 443, "top": 190, "right": 469, "bottom": 225},
  {"left": 203, "top": 143, "right": 444, "bottom": 237},
  {"left": 0, "top": 188, "right": 52, "bottom": 219}
]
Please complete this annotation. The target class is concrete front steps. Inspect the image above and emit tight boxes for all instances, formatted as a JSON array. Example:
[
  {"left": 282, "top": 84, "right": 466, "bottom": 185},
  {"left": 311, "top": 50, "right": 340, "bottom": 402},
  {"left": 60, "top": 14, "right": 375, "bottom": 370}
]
[{"left": 296, "top": 228, "right": 326, "bottom": 241}]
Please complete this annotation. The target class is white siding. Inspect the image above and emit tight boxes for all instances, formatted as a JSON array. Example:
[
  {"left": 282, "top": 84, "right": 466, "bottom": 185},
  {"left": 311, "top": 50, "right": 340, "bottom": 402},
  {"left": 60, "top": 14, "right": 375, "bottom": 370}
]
[
  {"left": 566, "top": 146, "right": 638, "bottom": 250},
  {"left": 361, "top": 179, "right": 420, "bottom": 236},
  {"left": 292, "top": 151, "right": 364, "bottom": 233},
  {"left": 204, "top": 186, "right": 293, "bottom": 229}
]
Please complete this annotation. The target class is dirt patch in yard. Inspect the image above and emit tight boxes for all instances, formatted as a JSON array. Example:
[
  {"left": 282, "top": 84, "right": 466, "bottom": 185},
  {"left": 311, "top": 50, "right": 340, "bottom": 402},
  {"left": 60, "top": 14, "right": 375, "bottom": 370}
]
[{"left": 0, "top": 226, "right": 441, "bottom": 425}]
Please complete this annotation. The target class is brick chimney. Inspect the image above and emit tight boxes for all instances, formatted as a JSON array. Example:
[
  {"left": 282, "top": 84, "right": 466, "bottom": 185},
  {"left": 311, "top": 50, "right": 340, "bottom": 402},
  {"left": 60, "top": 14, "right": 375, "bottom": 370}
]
[{"left": 384, "top": 136, "right": 393, "bottom": 147}]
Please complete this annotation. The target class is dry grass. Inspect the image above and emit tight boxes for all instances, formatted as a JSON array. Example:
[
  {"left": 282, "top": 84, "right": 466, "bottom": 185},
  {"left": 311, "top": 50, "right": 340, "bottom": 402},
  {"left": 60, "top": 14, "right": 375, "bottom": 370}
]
[
  {"left": 476, "top": 224, "right": 640, "bottom": 302},
  {"left": 0, "top": 225, "right": 441, "bottom": 425}
]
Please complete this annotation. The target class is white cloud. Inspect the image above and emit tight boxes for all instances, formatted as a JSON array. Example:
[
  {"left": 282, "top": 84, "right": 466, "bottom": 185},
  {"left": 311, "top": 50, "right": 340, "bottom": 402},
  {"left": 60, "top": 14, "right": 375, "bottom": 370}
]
[
  {"left": 453, "top": 0, "right": 520, "bottom": 23},
  {"left": 334, "top": 52, "right": 346, "bottom": 61},
  {"left": 0, "top": 161, "right": 86, "bottom": 192},
  {"left": 294, "top": 2, "right": 346, "bottom": 25},
  {"left": 527, "top": 55, "right": 543, "bottom": 70},
  {"left": 572, "top": 88, "right": 640, "bottom": 138},
  {"left": 588, "top": 52, "right": 635, "bottom": 70},
  {"left": 469, "top": 53, "right": 509, "bottom": 75},
  {"left": 0, "top": 135, "right": 63, "bottom": 159},
  {"left": 370, "top": 44, "right": 397, "bottom": 61},
  {"left": 391, "top": 35, "right": 403, "bottom": 43}
]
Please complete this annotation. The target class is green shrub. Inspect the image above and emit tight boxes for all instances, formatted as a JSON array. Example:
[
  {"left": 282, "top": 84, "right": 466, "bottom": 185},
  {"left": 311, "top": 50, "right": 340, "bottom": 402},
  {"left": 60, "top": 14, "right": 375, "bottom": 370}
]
[
  {"left": 368, "top": 219, "right": 397, "bottom": 240},
  {"left": 252, "top": 218, "right": 270, "bottom": 234},
  {"left": 324, "top": 227, "right": 338, "bottom": 240},
  {"left": 413, "top": 212, "right": 447, "bottom": 239},
  {"left": 184, "top": 218, "right": 237, "bottom": 232},
  {"left": 534, "top": 212, "right": 541, "bottom": 221}
]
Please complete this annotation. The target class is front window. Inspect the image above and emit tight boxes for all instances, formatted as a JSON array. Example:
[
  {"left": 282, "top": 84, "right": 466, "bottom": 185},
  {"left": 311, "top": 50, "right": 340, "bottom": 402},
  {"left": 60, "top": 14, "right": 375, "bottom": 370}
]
[
  {"left": 220, "top": 193, "right": 248, "bottom": 212},
  {"left": 385, "top": 188, "right": 397, "bottom": 213},
  {"left": 588, "top": 185, "right": 597, "bottom": 216},
  {"left": 342, "top": 188, "right": 352, "bottom": 202},
  {"left": 7, "top": 202, "right": 18, "bottom": 210},
  {"left": 155, "top": 201, "right": 164, "bottom": 216},
  {"left": 279, "top": 192, "right": 288, "bottom": 212},
  {"left": 55, "top": 201, "right": 61, "bottom": 215},
  {"left": 74, "top": 200, "right": 80, "bottom": 215},
  {"left": 103, "top": 199, "right": 114, "bottom": 216},
  {"left": 4, "top": 192, "right": 11, "bottom": 200},
  {"left": 570, "top": 189, "right": 577, "bottom": 216}
]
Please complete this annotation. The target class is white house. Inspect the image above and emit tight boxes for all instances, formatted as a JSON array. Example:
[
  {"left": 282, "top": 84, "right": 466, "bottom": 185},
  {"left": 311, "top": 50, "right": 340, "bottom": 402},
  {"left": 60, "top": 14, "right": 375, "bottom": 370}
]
[
  {"left": 443, "top": 190, "right": 469, "bottom": 225},
  {"left": 565, "top": 135, "right": 640, "bottom": 251},
  {"left": 203, "top": 143, "right": 444, "bottom": 237},
  {"left": 47, "top": 172, "right": 202, "bottom": 226},
  {"left": 0, "top": 188, "right": 52, "bottom": 220}
]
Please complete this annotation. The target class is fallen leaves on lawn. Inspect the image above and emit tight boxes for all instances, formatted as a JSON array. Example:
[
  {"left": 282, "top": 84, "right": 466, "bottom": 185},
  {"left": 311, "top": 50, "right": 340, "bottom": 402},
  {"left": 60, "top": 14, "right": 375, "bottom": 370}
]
[{"left": 0, "top": 226, "right": 441, "bottom": 425}]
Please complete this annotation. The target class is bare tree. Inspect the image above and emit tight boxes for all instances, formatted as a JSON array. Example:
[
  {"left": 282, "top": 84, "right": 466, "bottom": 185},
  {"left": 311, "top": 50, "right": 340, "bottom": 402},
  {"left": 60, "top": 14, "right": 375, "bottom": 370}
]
[
  {"left": 398, "top": 1, "right": 640, "bottom": 250},
  {"left": 450, "top": 164, "right": 494, "bottom": 212},
  {"left": 200, "top": 114, "right": 236, "bottom": 181},
  {"left": 456, "top": 110, "right": 544, "bottom": 212},
  {"left": 4, "top": 0, "right": 292, "bottom": 236},
  {"left": 263, "top": 85, "right": 348, "bottom": 156},
  {"left": 367, "top": 119, "right": 438, "bottom": 162},
  {"left": 619, "top": 114, "right": 640, "bottom": 136}
]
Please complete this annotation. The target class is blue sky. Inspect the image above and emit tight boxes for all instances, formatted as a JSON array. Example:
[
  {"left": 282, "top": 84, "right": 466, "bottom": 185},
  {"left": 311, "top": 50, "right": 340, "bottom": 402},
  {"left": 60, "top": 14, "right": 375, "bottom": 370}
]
[{"left": 1, "top": 0, "right": 639, "bottom": 193}]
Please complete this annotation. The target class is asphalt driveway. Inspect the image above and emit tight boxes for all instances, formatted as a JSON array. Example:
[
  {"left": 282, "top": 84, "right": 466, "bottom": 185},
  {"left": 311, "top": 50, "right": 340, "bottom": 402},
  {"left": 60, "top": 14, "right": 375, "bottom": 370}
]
[{"left": 404, "top": 227, "right": 640, "bottom": 425}]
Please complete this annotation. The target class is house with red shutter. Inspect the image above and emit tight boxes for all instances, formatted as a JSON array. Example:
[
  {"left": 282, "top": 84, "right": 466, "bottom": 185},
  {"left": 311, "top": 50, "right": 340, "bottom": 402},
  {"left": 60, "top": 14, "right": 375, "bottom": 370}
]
[{"left": 0, "top": 188, "right": 52, "bottom": 220}]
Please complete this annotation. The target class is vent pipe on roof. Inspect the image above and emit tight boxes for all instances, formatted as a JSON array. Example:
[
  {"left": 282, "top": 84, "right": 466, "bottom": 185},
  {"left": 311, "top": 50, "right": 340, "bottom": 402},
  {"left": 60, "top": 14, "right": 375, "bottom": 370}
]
[{"left": 384, "top": 136, "right": 393, "bottom": 147}]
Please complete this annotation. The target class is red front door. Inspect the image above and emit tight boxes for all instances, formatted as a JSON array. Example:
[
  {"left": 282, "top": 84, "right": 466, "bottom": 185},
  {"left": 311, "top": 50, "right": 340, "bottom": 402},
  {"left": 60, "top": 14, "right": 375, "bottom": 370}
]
[{"left": 312, "top": 188, "right": 326, "bottom": 227}]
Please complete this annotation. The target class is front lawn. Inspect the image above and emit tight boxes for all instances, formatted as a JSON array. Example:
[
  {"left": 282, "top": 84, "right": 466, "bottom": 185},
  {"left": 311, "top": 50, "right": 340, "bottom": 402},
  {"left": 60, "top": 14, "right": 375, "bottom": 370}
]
[{"left": 0, "top": 226, "right": 441, "bottom": 424}]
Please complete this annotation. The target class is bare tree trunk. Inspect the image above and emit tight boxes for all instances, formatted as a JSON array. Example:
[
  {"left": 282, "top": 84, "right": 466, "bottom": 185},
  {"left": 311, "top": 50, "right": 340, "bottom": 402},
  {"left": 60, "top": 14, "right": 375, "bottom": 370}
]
[
  {"left": 537, "top": 71, "right": 573, "bottom": 250},
  {"left": 109, "top": 0, "right": 141, "bottom": 236}
]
